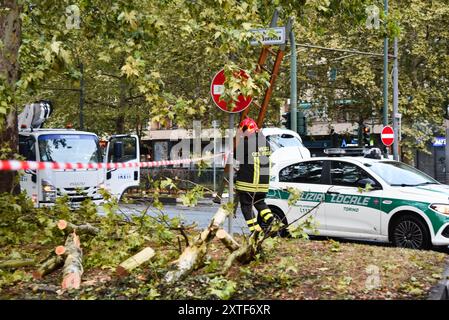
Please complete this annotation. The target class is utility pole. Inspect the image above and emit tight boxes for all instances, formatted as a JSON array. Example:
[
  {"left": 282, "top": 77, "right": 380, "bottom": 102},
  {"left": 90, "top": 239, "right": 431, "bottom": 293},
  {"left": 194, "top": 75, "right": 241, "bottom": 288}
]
[
  {"left": 79, "top": 62, "right": 85, "bottom": 130},
  {"left": 383, "top": 0, "right": 389, "bottom": 129},
  {"left": 446, "top": 119, "right": 449, "bottom": 184},
  {"left": 290, "top": 27, "right": 298, "bottom": 134},
  {"left": 392, "top": 37, "right": 400, "bottom": 161},
  {"left": 227, "top": 114, "right": 234, "bottom": 234},
  {"left": 212, "top": 120, "right": 219, "bottom": 193}
]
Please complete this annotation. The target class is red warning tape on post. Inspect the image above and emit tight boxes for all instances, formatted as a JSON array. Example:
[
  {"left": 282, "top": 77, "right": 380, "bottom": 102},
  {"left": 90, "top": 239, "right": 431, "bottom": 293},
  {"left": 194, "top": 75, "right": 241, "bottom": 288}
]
[{"left": 0, "top": 153, "right": 224, "bottom": 171}]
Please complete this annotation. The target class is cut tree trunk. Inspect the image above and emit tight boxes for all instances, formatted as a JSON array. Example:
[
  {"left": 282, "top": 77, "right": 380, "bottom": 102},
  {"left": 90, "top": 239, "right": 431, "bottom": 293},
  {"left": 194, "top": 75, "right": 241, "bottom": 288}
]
[
  {"left": 61, "top": 232, "right": 83, "bottom": 290},
  {"left": 216, "top": 228, "right": 240, "bottom": 252},
  {"left": 57, "top": 219, "right": 99, "bottom": 235},
  {"left": 116, "top": 247, "right": 155, "bottom": 277},
  {"left": 0, "top": 259, "right": 35, "bottom": 269},
  {"left": 164, "top": 206, "right": 230, "bottom": 283}
]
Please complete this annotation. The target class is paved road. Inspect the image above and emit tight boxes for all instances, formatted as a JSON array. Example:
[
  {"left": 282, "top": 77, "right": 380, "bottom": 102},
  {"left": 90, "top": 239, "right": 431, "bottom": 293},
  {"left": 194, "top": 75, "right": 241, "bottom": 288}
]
[
  {"left": 115, "top": 201, "right": 250, "bottom": 235},
  {"left": 112, "top": 201, "right": 448, "bottom": 253}
]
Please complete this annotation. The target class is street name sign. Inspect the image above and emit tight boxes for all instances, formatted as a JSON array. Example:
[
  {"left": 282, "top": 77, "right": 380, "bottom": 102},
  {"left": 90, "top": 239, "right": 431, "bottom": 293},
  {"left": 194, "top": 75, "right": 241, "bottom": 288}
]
[{"left": 249, "top": 27, "right": 286, "bottom": 46}]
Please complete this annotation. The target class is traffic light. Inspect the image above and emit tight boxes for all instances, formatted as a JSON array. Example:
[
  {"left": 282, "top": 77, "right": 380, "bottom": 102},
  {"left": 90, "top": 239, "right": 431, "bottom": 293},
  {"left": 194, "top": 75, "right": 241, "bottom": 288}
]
[
  {"left": 362, "top": 125, "right": 370, "bottom": 147},
  {"left": 281, "top": 112, "right": 291, "bottom": 129}
]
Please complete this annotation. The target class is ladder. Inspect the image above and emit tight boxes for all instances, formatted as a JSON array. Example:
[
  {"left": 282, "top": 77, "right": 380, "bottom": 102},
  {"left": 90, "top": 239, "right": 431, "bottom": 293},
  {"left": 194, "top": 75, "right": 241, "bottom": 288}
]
[
  {"left": 239, "top": 13, "right": 292, "bottom": 128},
  {"left": 215, "top": 12, "right": 293, "bottom": 206}
]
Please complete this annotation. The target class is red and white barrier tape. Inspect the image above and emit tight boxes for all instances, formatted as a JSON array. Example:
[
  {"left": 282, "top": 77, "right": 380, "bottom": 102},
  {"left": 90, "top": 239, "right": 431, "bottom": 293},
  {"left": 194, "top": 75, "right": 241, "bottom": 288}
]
[{"left": 0, "top": 153, "right": 224, "bottom": 171}]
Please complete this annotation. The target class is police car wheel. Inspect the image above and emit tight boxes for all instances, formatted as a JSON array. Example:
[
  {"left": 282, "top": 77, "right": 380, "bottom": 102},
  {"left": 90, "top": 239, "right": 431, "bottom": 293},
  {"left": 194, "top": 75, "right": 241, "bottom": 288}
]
[{"left": 391, "top": 215, "right": 430, "bottom": 250}]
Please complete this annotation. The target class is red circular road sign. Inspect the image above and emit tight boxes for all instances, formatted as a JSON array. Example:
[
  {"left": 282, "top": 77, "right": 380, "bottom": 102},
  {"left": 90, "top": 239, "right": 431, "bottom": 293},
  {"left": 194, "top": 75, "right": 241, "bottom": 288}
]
[
  {"left": 210, "top": 68, "right": 252, "bottom": 113},
  {"left": 381, "top": 126, "right": 394, "bottom": 146}
]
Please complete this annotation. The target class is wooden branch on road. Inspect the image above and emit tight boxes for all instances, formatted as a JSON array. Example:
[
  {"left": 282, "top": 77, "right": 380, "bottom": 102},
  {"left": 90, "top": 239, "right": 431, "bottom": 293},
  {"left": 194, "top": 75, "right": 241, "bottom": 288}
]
[
  {"left": 216, "top": 229, "right": 240, "bottom": 252},
  {"left": 164, "top": 206, "right": 230, "bottom": 284},
  {"left": 116, "top": 247, "right": 155, "bottom": 277},
  {"left": 0, "top": 259, "right": 35, "bottom": 269},
  {"left": 57, "top": 219, "right": 99, "bottom": 236}
]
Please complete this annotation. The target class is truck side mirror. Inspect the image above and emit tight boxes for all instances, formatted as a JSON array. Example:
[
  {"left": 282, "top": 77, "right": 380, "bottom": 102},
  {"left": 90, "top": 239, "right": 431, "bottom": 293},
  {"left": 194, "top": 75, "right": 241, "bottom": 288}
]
[{"left": 113, "top": 141, "right": 123, "bottom": 161}]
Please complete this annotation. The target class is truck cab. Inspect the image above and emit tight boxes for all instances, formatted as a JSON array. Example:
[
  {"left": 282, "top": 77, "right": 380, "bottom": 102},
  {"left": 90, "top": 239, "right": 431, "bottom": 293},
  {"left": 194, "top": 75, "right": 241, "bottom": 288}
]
[
  {"left": 261, "top": 127, "right": 311, "bottom": 169},
  {"left": 18, "top": 101, "right": 140, "bottom": 207},
  {"left": 19, "top": 129, "right": 105, "bottom": 207}
]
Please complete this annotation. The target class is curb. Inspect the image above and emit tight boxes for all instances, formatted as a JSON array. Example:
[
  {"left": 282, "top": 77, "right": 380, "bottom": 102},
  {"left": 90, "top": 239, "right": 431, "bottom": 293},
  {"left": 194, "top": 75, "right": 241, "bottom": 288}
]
[{"left": 428, "top": 259, "right": 449, "bottom": 300}]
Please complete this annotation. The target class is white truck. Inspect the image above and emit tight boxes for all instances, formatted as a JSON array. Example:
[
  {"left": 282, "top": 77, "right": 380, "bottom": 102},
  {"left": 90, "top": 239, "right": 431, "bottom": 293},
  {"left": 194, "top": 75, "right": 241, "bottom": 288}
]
[
  {"left": 18, "top": 101, "right": 140, "bottom": 207},
  {"left": 261, "top": 127, "right": 311, "bottom": 166}
]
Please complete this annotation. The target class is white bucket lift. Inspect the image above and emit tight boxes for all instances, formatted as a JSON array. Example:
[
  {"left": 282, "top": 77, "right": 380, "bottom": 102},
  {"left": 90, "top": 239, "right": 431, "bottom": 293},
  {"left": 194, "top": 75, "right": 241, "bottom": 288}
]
[{"left": 18, "top": 100, "right": 53, "bottom": 130}]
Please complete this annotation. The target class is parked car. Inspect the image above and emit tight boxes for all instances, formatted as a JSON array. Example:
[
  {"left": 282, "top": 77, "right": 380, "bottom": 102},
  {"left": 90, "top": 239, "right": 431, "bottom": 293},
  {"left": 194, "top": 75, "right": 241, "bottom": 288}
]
[{"left": 266, "top": 156, "right": 449, "bottom": 249}]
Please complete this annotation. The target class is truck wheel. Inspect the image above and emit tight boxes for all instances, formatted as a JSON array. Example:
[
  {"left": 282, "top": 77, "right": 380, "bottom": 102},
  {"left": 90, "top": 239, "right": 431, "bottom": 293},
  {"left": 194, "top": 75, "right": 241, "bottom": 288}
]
[{"left": 391, "top": 214, "right": 431, "bottom": 250}]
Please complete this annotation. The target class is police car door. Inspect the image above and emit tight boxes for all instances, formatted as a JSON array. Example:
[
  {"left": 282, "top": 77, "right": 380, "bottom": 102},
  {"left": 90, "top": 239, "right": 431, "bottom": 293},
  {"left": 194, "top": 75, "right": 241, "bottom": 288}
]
[
  {"left": 105, "top": 135, "right": 140, "bottom": 200},
  {"left": 325, "top": 160, "right": 382, "bottom": 236},
  {"left": 277, "top": 160, "right": 327, "bottom": 232}
]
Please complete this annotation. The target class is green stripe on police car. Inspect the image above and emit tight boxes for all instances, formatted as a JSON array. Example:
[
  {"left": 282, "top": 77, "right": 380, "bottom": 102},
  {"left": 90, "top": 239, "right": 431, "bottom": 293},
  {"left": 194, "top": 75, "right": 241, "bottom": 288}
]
[{"left": 267, "top": 189, "right": 447, "bottom": 235}]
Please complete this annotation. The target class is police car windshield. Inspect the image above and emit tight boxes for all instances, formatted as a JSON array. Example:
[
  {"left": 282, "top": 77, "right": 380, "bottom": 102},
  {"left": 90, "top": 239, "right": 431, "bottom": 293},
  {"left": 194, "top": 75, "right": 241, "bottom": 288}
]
[
  {"left": 38, "top": 134, "right": 102, "bottom": 163},
  {"left": 267, "top": 134, "right": 303, "bottom": 150},
  {"left": 368, "top": 161, "right": 438, "bottom": 186}
]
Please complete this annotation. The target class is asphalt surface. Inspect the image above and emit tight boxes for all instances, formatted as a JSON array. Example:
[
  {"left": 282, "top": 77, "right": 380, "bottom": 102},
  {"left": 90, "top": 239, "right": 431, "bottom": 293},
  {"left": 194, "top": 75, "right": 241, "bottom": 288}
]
[
  {"left": 115, "top": 200, "right": 250, "bottom": 235},
  {"left": 112, "top": 201, "right": 449, "bottom": 253}
]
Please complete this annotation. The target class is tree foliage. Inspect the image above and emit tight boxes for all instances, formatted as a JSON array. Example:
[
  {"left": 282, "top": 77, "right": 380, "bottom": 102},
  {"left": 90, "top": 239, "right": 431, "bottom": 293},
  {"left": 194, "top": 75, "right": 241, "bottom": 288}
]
[{"left": 1, "top": 0, "right": 449, "bottom": 157}]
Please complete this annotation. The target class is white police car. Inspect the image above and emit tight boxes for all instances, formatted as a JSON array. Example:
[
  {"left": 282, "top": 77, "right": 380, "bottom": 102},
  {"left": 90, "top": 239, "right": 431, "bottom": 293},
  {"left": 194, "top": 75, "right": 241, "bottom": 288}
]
[{"left": 266, "top": 155, "right": 449, "bottom": 249}]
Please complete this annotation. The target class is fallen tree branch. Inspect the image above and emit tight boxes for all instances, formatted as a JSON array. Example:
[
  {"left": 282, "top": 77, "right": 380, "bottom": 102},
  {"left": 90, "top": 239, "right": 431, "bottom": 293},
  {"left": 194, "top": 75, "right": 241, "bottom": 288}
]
[
  {"left": 216, "top": 229, "right": 240, "bottom": 252},
  {"left": 0, "top": 259, "right": 35, "bottom": 269},
  {"left": 216, "top": 233, "right": 263, "bottom": 276},
  {"left": 116, "top": 247, "right": 155, "bottom": 277},
  {"left": 57, "top": 219, "right": 99, "bottom": 235},
  {"left": 33, "top": 253, "right": 64, "bottom": 279},
  {"left": 164, "top": 205, "right": 230, "bottom": 284}
]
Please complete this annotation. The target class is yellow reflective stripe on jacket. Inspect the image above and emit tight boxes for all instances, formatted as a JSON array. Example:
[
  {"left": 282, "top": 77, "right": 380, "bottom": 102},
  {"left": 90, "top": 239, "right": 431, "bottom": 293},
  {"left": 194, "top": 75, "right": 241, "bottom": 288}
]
[
  {"left": 235, "top": 180, "right": 269, "bottom": 187},
  {"left": 236, "top": 181, "right": 269, "bottom": 187},
  {"left": 253, "top": 157, "right": 260, "bottom": 185},
  {"left": 235, "top": 183, "right": 269, "bottom": 192},
  {"left": 235, "top": 181, "right": 270, "bottom": 188}
]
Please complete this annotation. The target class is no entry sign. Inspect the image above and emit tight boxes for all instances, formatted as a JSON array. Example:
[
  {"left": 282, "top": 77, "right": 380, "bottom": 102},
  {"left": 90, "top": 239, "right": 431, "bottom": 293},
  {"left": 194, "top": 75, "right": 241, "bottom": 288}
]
[
  {"left": 210, "top": 68, "right": 252, "bottom": 113},
  {"left": 381, "top": 126, "right": 394, "bottom": 146}
]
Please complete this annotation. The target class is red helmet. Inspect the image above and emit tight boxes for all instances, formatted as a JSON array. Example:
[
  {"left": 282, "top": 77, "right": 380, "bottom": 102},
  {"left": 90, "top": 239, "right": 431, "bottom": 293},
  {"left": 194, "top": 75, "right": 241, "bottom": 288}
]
[{"left": 239, "top": 117, "right": 258, "bottom": 134}]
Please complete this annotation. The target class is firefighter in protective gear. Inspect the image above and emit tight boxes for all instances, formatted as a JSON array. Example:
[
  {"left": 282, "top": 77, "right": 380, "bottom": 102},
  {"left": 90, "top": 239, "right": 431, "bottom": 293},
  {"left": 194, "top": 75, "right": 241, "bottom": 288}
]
[{"left": 235, "top": 117, "right": 274, "bottom": 234}]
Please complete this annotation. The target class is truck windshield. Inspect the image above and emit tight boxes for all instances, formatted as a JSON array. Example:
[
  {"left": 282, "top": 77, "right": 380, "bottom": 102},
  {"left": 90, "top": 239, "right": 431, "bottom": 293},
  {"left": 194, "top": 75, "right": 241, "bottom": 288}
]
[
  {"left": 266, "top": 134, "right": 303, "bottom": 151},
  {"left": 38, "top": 134, "right": 102, "bottom": 163},
  {"left": 368, "top": 161, "right": 438, "bottom": 186}
]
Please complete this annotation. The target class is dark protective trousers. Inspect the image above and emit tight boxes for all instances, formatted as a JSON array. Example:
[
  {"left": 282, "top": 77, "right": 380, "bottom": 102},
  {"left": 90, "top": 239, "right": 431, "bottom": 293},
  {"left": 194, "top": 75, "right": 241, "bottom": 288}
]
[{"left": 238, "top": 191, "right": 273, "bottom": 232}]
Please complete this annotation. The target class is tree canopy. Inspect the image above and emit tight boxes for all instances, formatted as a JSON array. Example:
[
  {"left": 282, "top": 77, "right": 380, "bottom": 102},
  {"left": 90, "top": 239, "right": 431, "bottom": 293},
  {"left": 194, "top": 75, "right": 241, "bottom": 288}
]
[{"left": 1, "top": 0, "right": 449, "bottom": 158}]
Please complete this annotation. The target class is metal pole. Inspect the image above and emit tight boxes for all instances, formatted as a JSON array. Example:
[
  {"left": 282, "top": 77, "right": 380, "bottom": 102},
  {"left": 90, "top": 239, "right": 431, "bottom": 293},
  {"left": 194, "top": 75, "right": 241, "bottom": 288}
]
[
  {"left": 392, "top": 37, "right": 399, "bottom": 161},
  {"left": 445, "top": 119, "right": 449, "bottom": 184},
  {"left": 228, "top": 113, "right": 234, "bottom": 234},
  {"left": 383, "top": 0, "right": 389, "bottom": 129},
  {"left": 212, "top": 120, "right": 218, "bottom": 193},
  {"left": 79, "top": 62, "right": 85, "bottom": 130},
  {"left": 290, "top": 28, "right": 299, "bottom": 134},
  {"left": 296, "top": 43, "right": 389, "bottom": 58}
]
